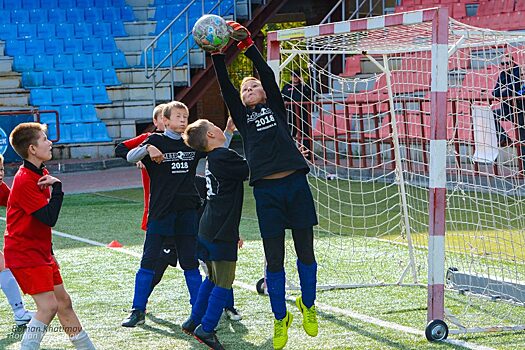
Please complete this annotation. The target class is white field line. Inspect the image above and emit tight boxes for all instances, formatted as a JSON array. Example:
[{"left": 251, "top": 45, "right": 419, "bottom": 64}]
[{"left": 0, "top": 217, "right": 494, "bottom": 350}]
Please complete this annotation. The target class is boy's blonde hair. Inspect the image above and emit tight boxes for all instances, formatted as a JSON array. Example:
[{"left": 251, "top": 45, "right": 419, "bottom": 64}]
[
  {"left": 183, "top": 119, "right": 211, "bottom": 152},
  {"left": 10, "top": 123, "right": 47, "bottom": 159},
  {"left": 163, "top": 101, "right": 189, "bottom": 119},
  {"left": 240, "top": 76, "right": 260, "bottom": 91},
  {"left": 152, "top": 103, "right": 166, "bottom": 121}
]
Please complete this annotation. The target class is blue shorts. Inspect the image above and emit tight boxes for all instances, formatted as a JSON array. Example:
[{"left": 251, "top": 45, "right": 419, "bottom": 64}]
[
  {"left": 146, "top": 209, "right": 198, "bottom": 236},
  {"left": 253, "top": 171, "right": 318, "bottom": 239},
  {"left": 196, "top": 235, "right": 238, "bottom": 262}
]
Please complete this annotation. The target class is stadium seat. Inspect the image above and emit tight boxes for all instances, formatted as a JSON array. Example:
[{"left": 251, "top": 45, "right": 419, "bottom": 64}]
[
  {"left": 30, "top": 88, "right": 53, "bottom": 106},
  {"left": 13, "top": 55, "right": 34, "bottom": 71},
  {"left": 45, "top": 120, "right": 58, "bottom": 140},
  {"left": 66, "top": 8, "right": 84, "bottom": 22},
  {"left": 110, "top": 21, "right": 127, "bottom": 37},
  {"left": 18, "top": 24, "right": 37, "bottom": 38},
  {"left": 100, "top": 36, "right": 117, "bottom": 52},
  {"left": 57, "top": 123, "right": 73, "bottom": 143},
  {"left": 102, "top": 68, "right": 120, "bottom": 85},
  {"left": 77, "top": 0, "right": 95, "bottom": 7},
  {"left": 94, "top": 0, "right": 111, "bottom": 6},
  {"left": 111, "top": 0, "right": 126, "bottom": 6},
  {"left": 22, "top": 71, "right": 43, "bottom": 87},
  {"left": 102, "top": 7, "right": 120, "bottom": 21},
  {"left": 22, "top": 0, "right": 40, "bottom": 9},
  {"left": 83, "top": 68, "right": 103, "bottom": 85},
  {"left": 60, "top": 105, "right": 78, "bottom": 123},
  {"left": 92, "top": 122, "right": 111, "bottom": 141},
  {"left": 83, "top": 37, "right": 102, "bottom": 52},
  {"left": 92, "top": 52, "right": 111, "bottom": 68},
  {"left": 39, "top": 110, "right": 58, "bottom": 125},
  {"left": 84, "top": 7, "right": 102, "bottom": 22},
  {"left": 80, "top": 104, "right": 98, "bottom": 122},
  {"left": 29, "top": 9, "right": 47, "bottom": 24},
  {"left": 63, "top": 69, "right": 81, "bottom": 86},
  {"left": 48, "top": 8, "right": 66, "bottom": 23},
  {"left": 26, "top": 38, "right": 45, "bottom": 54},
  {"left": 34, "top": 54, "right": 54, "bottom": 71},
  {"left": 38, "top": 24, "right": 56, "bottom": 39},
  {"left": 73, "top": 86, "right": 93, "bottom": 104},
  {"left": 64, "top": 37, "right": 83, "bottom": 53},
  {"left": 11, "top": 9, "right": 29, "bottom": 24},
  {"left": 56, "top": 23, "right": 74, "bottom": 39},
  {"left": 93, "top": 22, "right": 111, "bottom": 37},
  {"left": 0, "top": 11, "right": 11, "bottom": 24},
  {"left": 40, "top": 0, "right": 58, "bottom": 9},
  {"left": 121, "top": 6, "right": 136, "bottom": 21},
  {"left": 52, "top": 87, "right": 73, "bottom": 105},
  {"left": 0, "top": 24, "right": 16, "bottom": 40},
  {"left": 4, "top": 0, "right": 22, "bottom": 10},
  {"left": 111, "top": 51, "right": 128, "bottom": 68},
  {"left": 71, "top": 122, "right": 93, "bottom": 142},
  {"left": 73, "top": 53, "right": 93, "bottom": 69},
  {"left": 43, "top": 70, "right": 63, "bottom": 86},
  {"left": 44, "top": 38, "right": 63, "bottom": 54},
  {"left": 54, "top": 53, "right": 74, "bottom": 70},
  {"left": 92, "top": 85, "right": 110, "bottom": 103},
  {"left": 74, "top": 22, "right": 93, "bottom": 37}
]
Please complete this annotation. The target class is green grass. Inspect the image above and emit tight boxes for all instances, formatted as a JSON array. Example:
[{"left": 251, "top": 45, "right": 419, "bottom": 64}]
[{"left": 0, "top": 185, "right": 524, "bottom": 349}]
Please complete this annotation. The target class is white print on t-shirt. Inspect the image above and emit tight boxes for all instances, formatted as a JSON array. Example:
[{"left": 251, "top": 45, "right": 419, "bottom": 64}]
[
  {"left": 246, "top": 107, "right": 277, "bottom": 132},
  {"left": 204, "top": 167, "right": 219, "bottom": 199},
  {"left": 163, "top": 151, "right": 195, "bottom": 174}
]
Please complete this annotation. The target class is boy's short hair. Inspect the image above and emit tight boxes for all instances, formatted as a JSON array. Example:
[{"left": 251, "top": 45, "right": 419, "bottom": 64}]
[
  {"left": 9, "top": 123, "right": 47, "bottom": 159},
  {"left": 0, "top": 154, "right": 4, "bottom": 164},
  {"left": 163, "top": 101, "right": 189, "bottom": 119},
  {"left": 152, "top": 103, "right": 166, "bottom": 121},
  {"left": 240, "top": 76, "right": 260, "bottom": 90},
  {"left": 183, "top": 119, "right": 211, "bottom": 152}
]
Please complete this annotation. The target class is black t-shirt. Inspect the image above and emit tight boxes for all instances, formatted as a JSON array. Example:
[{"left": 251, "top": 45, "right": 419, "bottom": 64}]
[
  {"left": 199, "top": 147, "right": 248, "bottom": 242},
  {"left": 212, "top": 46, "right": 309, "bottom": 186},
  {"left": 141, "top": 133, "right": 206, "bottom": 220}
]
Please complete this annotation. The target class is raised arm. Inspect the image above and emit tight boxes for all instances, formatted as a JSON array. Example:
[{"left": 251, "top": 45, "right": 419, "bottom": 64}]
[
  {"left": 244, "top": 45, "right": 284, "bottom": 106},
  {"left": 211, "top": 54, "right": 246, "bottom": 123}
]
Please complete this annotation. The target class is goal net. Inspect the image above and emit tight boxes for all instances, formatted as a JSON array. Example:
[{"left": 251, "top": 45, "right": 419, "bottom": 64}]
[{"left": 269, "top": 8, "right": 525, "bottom": 337}]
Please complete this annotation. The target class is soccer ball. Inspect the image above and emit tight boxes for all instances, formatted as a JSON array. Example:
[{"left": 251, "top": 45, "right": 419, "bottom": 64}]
[{"left": 192, "top": 15, "right": 232, "bottom": 52}]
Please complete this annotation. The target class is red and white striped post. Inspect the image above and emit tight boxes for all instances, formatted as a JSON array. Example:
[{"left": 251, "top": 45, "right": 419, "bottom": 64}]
[{"left": 427, "top": 7, "right": 448, "bottom": 323}]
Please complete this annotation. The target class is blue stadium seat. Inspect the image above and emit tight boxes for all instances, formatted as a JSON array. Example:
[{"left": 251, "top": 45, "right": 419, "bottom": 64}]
[
  {"left": 53, "top": 87, "right": 73, "bottom": 105},
  {"left": 100, "top": 36, "right": 117, "bottom": 52},
  {"left": 5, "top": 40, "right": 25, "bottom": 56},
  {"left": 11, "top": 9, "right": 29, "bottom": 23},
  {"left": 111, "top": 51, "right": 128, "bottom": 68},
  {"left": 74, "top": 22, "right": 93, "bottom": 37},
  {"left": 56, "top": 123, "right": 73, "bottom": 143},
  {"left": 38, "top": 24, "right": 56, "bottom": 39},
  {"left": 72, "top": 86, "right": 93, "bottom": 104},
  {"left": 29, "top": 9, "right": 47, "bottom": 24},
  {"left": 18, "top": 24, "right": 37, "bottom": 38},
  {"left": 71, "top": 123, "right": 93, "bottom": 142},
  {"left": 55, "top": 23, "right": 74, "bottom": 39},
  {"left": 22, "top": 0, "right": 40, "bottom": 8},
  {"left": 91, "top": 85, "right": 110, "bottom": 103},
  {"left": 60, "top": 105, "right": 78, "bottom": 123},
  {"left": 83, "top": 37, "right": 102, "bottom": 52},
  {"left": 83, "top": 68, "right": 103, "bottom": 85},
  {"left": 102, "top": 68, "right": 120, "bottom": 85},
  {"left": 64, "top": 37, "right": 83, "bottom": 53},
  {"left": 13, "top": 55, "right": 33, "bottom": 71},
  {"left": 91, "top": 52, "right": 110, "bottom": 68},
  {"left": 94, "top": 0, "right": 111, "bottom": 7},
  {"left": 44, "top": 37, "right": 63, "bottom": 54},
  {"left": 43, "top": 70, "right": 63, "bottom": 86},
  {"left": 66, "top": 8, "right": 84, "bottom": 22},
  {"left": 54, "top": 53, "right": 74, "bottom": 70},
  {"left": 76, "top": 0, "right": 94, "bottom": 7},
  {"left": 92, "top": 122, "right": 110, "bottom": 141},
  {"left": 4, "top": 0, "right": 22, "bottom": 10},
  {"left": 22, "top": 71, "right": 43, "bottom": 87},
  {"left": 30, "top": 88, "right": 53, "bottom": 106},
  {"left": 45, "top": 121, "right": 57, "bottom": 140},
  {"left": 0, "top": 11, "right": 11, "bottom": 24},
  {"left": 40, "top": 0, "right": 58, "bottom": 9},
  {"left": 57, "top": 0, "right": 76, "bottom": 9},
  {"left": 34, "top": 54, "right": 54, "bottom": 70},
  {"left": 62, "top": 69, "right": 80, "bottom": 86},
  {"left": 80, "top": 104, "right": 98, "bottom": 122},
  {"left": 48, "top": 8, "right": 66, "bottom": 23},
  {"left": 102, "top": 7, "right": 119, "bottom": 21},
  {"left": 111, "top": 0, "right": 126, "bottom": 6},
  {"left": 39, "top": 109, "right": 57, "bottom": 125},
  {"left": 26, "top": 38, "right": 45, "bottom": 54},
  {"left": 73, "top": 53, "right": 93, "bottom": 69},
  {"left": 152, "top": 5, "right": 167, "bottom": 21},
  {"left": 121, "top": 6, "right": 135, "bottom": 21},
  {"left": 0, "top": 24, "right": 16, "bottom": 40},
  {"left": 93, "top": 21, "right": 111, "bottom": 36},
  {"left": 84, "top": 7, "right": 102, "bottom": 22},
  {"left": 110, "top": 21, "right": 127, "bottom": 37}
]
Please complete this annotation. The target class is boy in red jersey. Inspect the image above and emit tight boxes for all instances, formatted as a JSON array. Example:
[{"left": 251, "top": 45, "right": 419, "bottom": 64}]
[
  {"left": 0, "top": 154, "right": 35, "bottom": 327},
  {"left": 4, "top": 123, "right": 95, "bottom": 349}
]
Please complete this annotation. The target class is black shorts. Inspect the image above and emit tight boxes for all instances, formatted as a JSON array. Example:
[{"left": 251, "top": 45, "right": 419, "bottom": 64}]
[
  {"left": 196, "top": 235, "right": 238, "bottom": 262},
  {"left": 159, "top": 237, "right": 178, "bottom": 267},
  {"left": 253, "top": 171, "right": 318, "bottom": 239}
]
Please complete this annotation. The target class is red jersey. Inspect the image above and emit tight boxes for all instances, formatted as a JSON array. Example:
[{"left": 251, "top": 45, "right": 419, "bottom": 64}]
[
  {"left": 4, "top": 166, "right": 52, "bottom": 269},
  {"left": 0, "top": 181, "right": 10, "bottom": 207},
  {"left": 123, "top": 132, "right": 151, "bottom": 231}
]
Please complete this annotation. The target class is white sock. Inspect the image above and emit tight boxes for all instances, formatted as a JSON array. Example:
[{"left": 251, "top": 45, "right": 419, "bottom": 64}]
[
  {"left": 70, "top": 329, "right": 96, "bottom": 350},
  {"left": 0, "top": 269, "right": 26, "bottom": 317},
  {"left": 20, "top": 318, "right": 47, "bottom": 350}
]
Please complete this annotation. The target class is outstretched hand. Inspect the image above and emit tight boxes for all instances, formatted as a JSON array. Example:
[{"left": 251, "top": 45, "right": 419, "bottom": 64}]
[
  {"left": 225, "top": 117, "right": 236, "bottom": 133},
  {"left": 226, "top": 21, "right": 253, "bottom": 50}
]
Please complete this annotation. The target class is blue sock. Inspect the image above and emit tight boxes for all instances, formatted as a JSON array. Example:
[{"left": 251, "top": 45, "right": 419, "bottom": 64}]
[
  {"left": 297, "top": 260, "right": 317, "bottom": 308},
  {"left": 224, "top": 288, "right": 234, "bottom": 309},
  {"left": 191, "top": 277, "right": 215, "bottom": 324},
  {"left": 184, "top": 269, "right": 202, "bottom": 306},
  {"left": 132, "top": 268, "right": 155, "bottom": 311},
  {"left": 266, "top": 269, "right": 286, "bottom": 320},
  {"left": 201, "top": 286, "right": 230, "bottom": 333}
]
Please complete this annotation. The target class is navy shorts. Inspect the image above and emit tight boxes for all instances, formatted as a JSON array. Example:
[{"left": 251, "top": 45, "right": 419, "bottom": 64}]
[
  {"left": 253, "top": 171, "right": 318, "bottom": 239},
  {"left": 196, "top": 235, "right": 238, "bottom": 262},
  {"left": 146, "top": 209, "right": 198, "bottom": 236}
]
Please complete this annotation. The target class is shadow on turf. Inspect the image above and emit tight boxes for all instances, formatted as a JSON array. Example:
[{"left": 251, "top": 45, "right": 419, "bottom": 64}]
[{"left": 145, "top": 313, "right": 270, "bottom": 349}]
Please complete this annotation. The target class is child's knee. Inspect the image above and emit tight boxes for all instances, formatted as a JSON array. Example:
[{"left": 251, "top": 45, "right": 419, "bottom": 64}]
[
  {"left": 41, "top": 300, "right": 59, "bottom": 317},
  {"left": 179, "top": 256, "right": 199, "bottom": 271},
  {"left": 57, "top": 292, "right": 73, "bottom": 311}
]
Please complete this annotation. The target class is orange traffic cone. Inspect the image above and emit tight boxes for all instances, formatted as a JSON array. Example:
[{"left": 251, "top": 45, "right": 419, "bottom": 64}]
[{"left": 107, "top": 240, "right": 123, "bottom": 248}]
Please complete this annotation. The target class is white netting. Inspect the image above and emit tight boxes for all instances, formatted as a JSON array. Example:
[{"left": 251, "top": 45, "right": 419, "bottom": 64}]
[{"left": 277, "top": 16, "right": 525, "bottom": 333}]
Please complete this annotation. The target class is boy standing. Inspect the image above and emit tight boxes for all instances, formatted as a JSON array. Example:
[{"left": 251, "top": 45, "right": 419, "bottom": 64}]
[
  {"left": 212, "top": 22, "right": 319, "bottom": 350},
  {"left": 182, "top": 119, "right": 248, "bottom": 349},
  {"left": 4, "top": 122, "right": 95, "bottom": 350}
]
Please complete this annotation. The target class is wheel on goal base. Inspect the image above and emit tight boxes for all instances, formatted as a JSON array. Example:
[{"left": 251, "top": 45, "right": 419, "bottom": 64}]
[
  {"left": 425, "top": 319, "right": 449, "bottom": 342},
  {"left": 256, "top": 277, "right": 265, "bottom": 295}
]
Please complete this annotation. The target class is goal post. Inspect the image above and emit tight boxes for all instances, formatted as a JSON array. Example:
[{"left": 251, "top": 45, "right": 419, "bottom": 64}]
[{"left": 267, "top": 7, "right": 525, "bottom": 340}]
